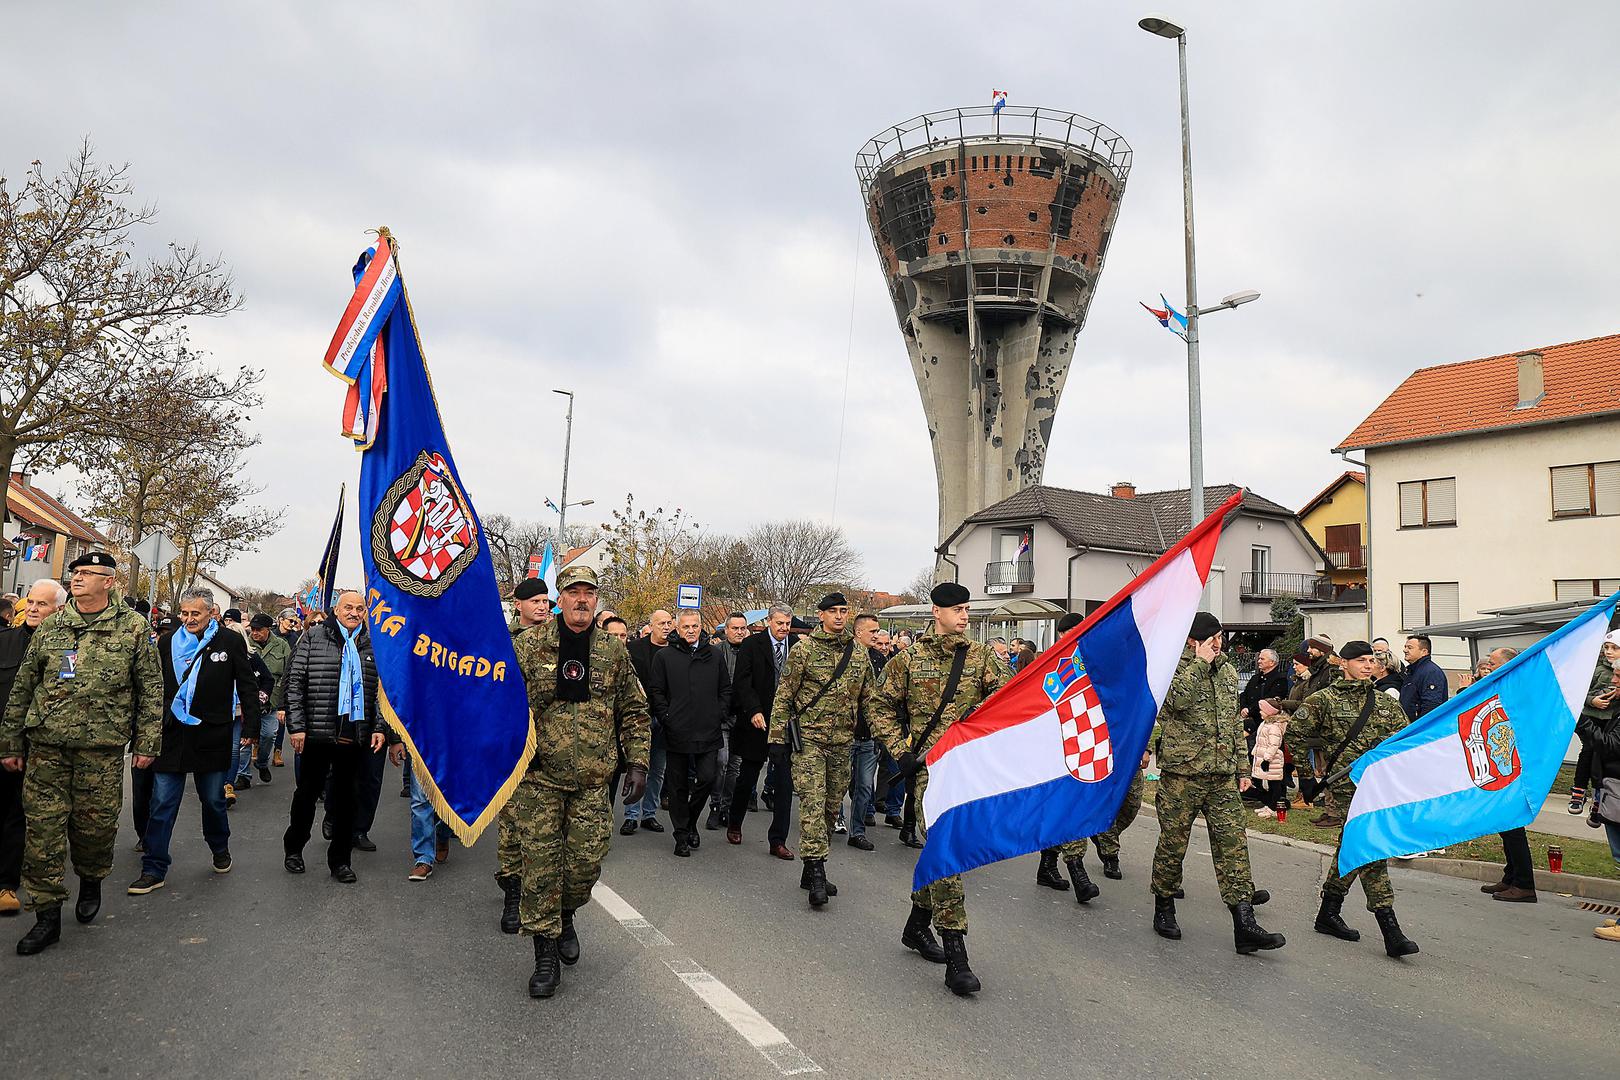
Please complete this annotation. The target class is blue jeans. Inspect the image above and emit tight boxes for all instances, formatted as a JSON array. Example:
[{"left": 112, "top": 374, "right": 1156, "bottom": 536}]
[
  {"left": 230, "top": 719, "right": 254, "bottom": 780},
  {"left": 142, "top": 769, "right": 231, "bottom": 879},
  {"left": 626, "top": 727, "right": 667, "bottom": 821},
  {"left": 848, "top": 739, "right": 878, "bottom": 837},
  {"left": 1605, "top": 822, "right": 1620, "bottom": 869},
  {"left": 253, "top": 710, "right": 280, "bottom": 769},
  {"left": 410, "top": 770, "right": 453, "bottom": 865},
  {"left": 877, "top": 748, "right": 904, "bottom": 816}
]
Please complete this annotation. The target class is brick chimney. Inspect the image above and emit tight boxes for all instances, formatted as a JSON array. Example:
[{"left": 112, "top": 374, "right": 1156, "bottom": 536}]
[
  {"left": 1515, "top": 352, "right": 1545, "bottom": 409},
  {"left": 1111, "top": 481, "right": 1136, "bottom": 499}
]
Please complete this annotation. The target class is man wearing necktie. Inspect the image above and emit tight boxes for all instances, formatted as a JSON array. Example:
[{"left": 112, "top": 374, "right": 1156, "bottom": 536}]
[{"left": 726, "top": 605, "right": 798, "bottom": 857}]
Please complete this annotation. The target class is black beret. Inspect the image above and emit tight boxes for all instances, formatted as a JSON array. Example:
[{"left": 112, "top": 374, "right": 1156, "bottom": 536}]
[
  {"left": 930, "top": 582, "right": 970, "bottom": 607},
  {"left": 1056, "top": 613, "right": 1083, "bottom": 634},
  {"left": 817, "top": 592, "right": 848, "bottom": 611},
  {"left": 68, "top": 551, "right": 117, "bottom": 572},
  {"left": 249, "top": 613, "right": 274, "bottom": 630},
  {"left": 1339, "top": 640, "right": 1374, "bottom": 661},
  {"left": 1188, "top": 611, "right": 1222, "bottom": 640},
  {"left": 223, "top": 608, "right": 242, "bottom": 622},
  {"left": 513, "top": 578, "right": 549, "bottom": 601}
]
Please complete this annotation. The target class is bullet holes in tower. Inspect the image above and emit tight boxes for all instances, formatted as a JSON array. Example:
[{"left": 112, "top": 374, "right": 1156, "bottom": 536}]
[
  {"left": 942, "top": 185, "right": 956, "bottom": 200},
  {"left": 976, "top": 206, "right": 987, "bottom": 215},
  {"left": 1028, "top": 212, "right": 1039, "bottom": 222},
  {"left": 1003, "top": 235, "right": 1016, "bottom": 245}
]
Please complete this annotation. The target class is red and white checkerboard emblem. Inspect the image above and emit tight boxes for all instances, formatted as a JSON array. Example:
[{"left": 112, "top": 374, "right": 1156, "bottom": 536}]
[
  {"left": 373, "top": 450, "right": 480, "bottom": 598},
  {"left": 1056, "top": 671, "right": 1113, "bottom": 784}
]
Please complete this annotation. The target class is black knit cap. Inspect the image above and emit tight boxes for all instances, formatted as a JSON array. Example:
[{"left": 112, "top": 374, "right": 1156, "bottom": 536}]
[
  {"left": 1188, "top": 611, "right": 1222, "bottom": 640},
  {"left": 930, "top": 582, "right": 970, "bottom": 607}
]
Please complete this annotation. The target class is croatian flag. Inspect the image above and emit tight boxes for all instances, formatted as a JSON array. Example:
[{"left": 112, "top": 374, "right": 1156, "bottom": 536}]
[
  {"left": 914, "top": 490, "right": 1240, "bottom": 890},
  {"left": 1140, "top": 294, "right": 1189, "bottom": 341},
  {"left": 992, "top": 89, "right": 1008, "bottom": 114},
  {"left": 26, "top": 541, "right": 48, "bottom": 562},
  {"left": 1337, "top": 591, "right": 1619, "bottom": 875},
  {"left": 323, "top": 231, "right": 402, "bottom": 448},
  {"left": 1016, "top": 532, "right": 1031, "bottom": 560}
]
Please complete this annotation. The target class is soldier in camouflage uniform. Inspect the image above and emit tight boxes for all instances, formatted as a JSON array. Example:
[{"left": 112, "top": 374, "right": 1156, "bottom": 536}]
[
  {"left": 509, "top": 565, "right": 650, "bottom": 998},
  {"left": 0, "top": 552, "right": 162, "bottom": 956},
  {"left": 769, "top": 592, "right": 873, "bottom": 908},
  {"left": 1148, "top": 611, "right": 1285, "bottom": 955},
  {"left": 868, "top": 582, "right": 1008, "bottom": 996},
  {"left": 1286, "top": 639, "right": 1419, "bottom": 958},
  {"left": 496, "top": 577, "right": 552, "bottom": 935}
]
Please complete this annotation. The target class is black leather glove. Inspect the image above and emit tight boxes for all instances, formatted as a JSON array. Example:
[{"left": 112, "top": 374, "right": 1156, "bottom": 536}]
[
  {"left": 894, "top": 751, "right": 922, "bottom": 781},
  {"left": 620, "top": 765, "right": 648, "bottom": 805}
]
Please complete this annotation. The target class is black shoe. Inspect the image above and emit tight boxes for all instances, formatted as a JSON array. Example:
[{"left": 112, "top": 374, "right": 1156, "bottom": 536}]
[
  {"left": 1064, "top": 857, "right": 1101, "bottom": 904},
  {"left": 674, "top": 836, "right": 691, "bottom": 857},
  {"left": 902, "top": 904, "right": 946, "bottom": 963},
  {"left": 331, "top": 865, "right": 358, "bottom": 884},
  {"left": 212, "top": 849, "right": 233, "bottom": 874},
  {"left": 1230, "top": 902, "right": 1286, "bottom": 954},
  {"left": 1035, "top": 850, "right": 1070, "bottom": 891},
  {"left": 321, "top": 820, "right": 333, "bottom": 841},
  {"left": 1172, "top": 888, "right": 1185, "bottom": 899},
  {"left": 558, "top": 908, "right": 581, "bottom": 966},
  {"left": 498, "top": 875, "right": 521, "bottom": 934},
  {"left": 16, "top": 906, "right": 61, "bottom": 956},
  {"left": 134, "top": 839, "right": 145, "bottom": 853},
  {"left": 1373, "top": 906, "right": 1419, "bottom": 958},
  {"left": 639, "top": 817, "right": 665, "bottom": 834},
  {"left": 284, "top": 853, "right": 306, "bottom": 874},
  {"left": 864, "top": 813, "right": 876, "bottom": 827},
  {"left": 74, "top": 877, "right": 102, "bottom": 924},
  {"left": 848, "top": 834, "right": 875, "bottom": 851},
  {"left": 1100, "top": 855, "right": 1122, "bottom": 880},
  {"left": 529, "top": 934, "right": 562, "bottom": 998},
  {"left": 748, "top": 793, "right": 760, "bottom": 813},
  {"left": 1314, "top": 892, "right": 1360, "bottom": 941},
  {"left": 235, "top": 773, "right": 252, "bottom": 790},
  {"left": 352, "top": 833, "right": 377, "bottom": 852},
  {"left": 704, "top": 807, "right": 723, "bottom": 831},
  {"left": 806, "top": 859, "right": 829, "bottom": 908},
  {"left": 1153, "top": 896, "right": 1181, "bottom": 940},
  {"left": 258, "top": 766, "right": 273, "bottom": 784},
  {"left": 687, "top": 829, "right": 700, "bottom": 850},
  {"left": 885, "top": 814, "right": 903, "bottom": 829},
  {"left": 400, "top": 782, "right": 411, "bottom": 798},
  {"left": 126, "top": 873, "right": 165, "bottom": 896},
  {"left": 834, "top": 815, "right": 847, "bottom": 835},
  {"left": 619, "top": 819, "right": 638, "bottom": 836},
  {"left": 940, "top": 929, "right": 980, "bottom": 996},
  {"left": 798, "top": 861, "right": 838, "bottom": 897},
  {"left": 1252, "top": 888, "right": 1270, "bottom": 906},
  {"left": 762, "top": 791, "right": 775, "bottom": 811}
]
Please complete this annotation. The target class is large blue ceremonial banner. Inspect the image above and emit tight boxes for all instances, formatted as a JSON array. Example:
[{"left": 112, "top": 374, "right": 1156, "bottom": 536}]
[{"left": 326, "top": 234, "right": 534, "bottom": 842}]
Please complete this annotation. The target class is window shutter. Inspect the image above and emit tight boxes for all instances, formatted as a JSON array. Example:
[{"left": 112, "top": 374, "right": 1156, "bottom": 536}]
[
  {"left": 1399, "top": 482, "right": 1424, "bottom": 527},
  {"left": 1401, "top": 583, "right": 1426, "bottom": 629},
  {"left": 1600, "top": 578, "right": 1620, "bottom": 595},
  {"left": 1552, "top": 465, "right": 1592, "bottom": 516},
  {"left": 1594, "top": 462, "right": 1620, "bottom": 516},
  {"left": 1554, "top": 579, "right": 1593, "bottom": 602},
  {"left": 1429, "top": 583, "right": 1460, "bottom": 625},
  {"left": 1425, "top": 478, "right": 1457, "bottom": 524}
]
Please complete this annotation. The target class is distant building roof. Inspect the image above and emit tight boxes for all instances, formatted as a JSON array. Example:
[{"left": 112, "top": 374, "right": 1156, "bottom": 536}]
[
  {"left": 1298, "top": 470, "right": 1365, "bottom": 519},
  {"left": 1336, "top": 332, "right": 1620, "bottom": 452},
  {"left": 7, "top": 473, "right": 110, "bottom": 546}
]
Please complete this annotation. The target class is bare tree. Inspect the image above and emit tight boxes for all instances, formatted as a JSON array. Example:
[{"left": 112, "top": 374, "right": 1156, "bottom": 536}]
[
  {"left": 483, "top": 513, "right": 599, "bottom": 594},
  {"left": 904, "top": 565, "right": 936, "bottom": 604},
  {"left": 744, "top": 519, "right": 861, "bottom": 609}
]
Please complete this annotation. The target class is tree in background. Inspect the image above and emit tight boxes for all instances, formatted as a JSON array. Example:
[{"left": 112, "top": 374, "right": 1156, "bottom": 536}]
[
  {"left": 742, "top": 519, "right": 861, "bottom": 610},
  {"left": 598, "top": 496, "right": 704, "bottom": 626},
  {"left": 483, "top": 513, "right": 598, "bottom": 595},
  {"left": 1270, "top": 596, "right": 1305, "bottom": 662}
]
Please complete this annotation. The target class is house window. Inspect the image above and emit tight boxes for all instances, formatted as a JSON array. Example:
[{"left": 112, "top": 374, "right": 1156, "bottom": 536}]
[
  {"left": 1401, "top": 582, "right": 1460, "bottom": 629},
  {"left": 1250, "top": 545, "right": 1271, "bottom": 591},
  {"left": 1323, "top": 523, "right": 1364, "bottom": 569},
  {"left": 1398, "top": 478, "right": 1456, "bottom": 528},
  {"left": 1551, "top": 462, "right": 1620, "bottom": 519},
  {"left": 1554, "top": 578, "right": 1620, "bottom": 602},
  {"left": 985, "top": 526, "right": 1035, "bottom": 593}
]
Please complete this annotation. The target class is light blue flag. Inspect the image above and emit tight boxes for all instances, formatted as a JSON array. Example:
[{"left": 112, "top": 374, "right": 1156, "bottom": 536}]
[
  {"left": 537, "top": 541, "right": 557, "bottom": 607},
  {"left": 1338, "top": 592, "right": 1619, "bottom": 874}
]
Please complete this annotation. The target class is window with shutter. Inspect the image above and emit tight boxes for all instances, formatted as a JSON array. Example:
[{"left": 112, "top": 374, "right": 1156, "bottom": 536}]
[
  {"left": 1595, "top": 462, "right": 1620, "bottom": 516},
  {"left": 1555, "top": 579, "right": 1593, "bottom": 602},
  {"left": 1401, "top": 583, "right": 1426, "bottom": 629},
  {"left": 1398, "top": 482, "right": 1424, "bottom": 527},
  {"left": 1428, "top": 583, "right": 1460, "bottom": 625},
  {"left": 1551, "top": 465, "right": 1592, "bottom": 517},
  {"left": 1425, "top": 478, "right": 1457, "bottom": 524},
  {"left": 1602, "top": 578, "right": 1620, "bottom": 595}
]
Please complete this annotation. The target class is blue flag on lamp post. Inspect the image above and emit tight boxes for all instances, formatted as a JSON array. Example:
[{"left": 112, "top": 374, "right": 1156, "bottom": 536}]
[{"left": 323, "top": 231, "right": 534, "bottom": 843}]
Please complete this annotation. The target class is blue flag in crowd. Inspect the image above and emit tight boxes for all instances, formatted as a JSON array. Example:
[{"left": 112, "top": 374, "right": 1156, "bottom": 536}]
[
  {"left": 1338, "top": 591, "right": 1619, "bottom": 875},
  {"left": 326, "top": 245, "right": 534, "bottom": 842}
]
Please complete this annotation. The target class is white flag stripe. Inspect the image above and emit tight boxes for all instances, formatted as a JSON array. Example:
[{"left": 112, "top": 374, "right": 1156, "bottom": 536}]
[
  {"left": 1125, "top": 549, "right": 1206, "bottom": 705},
  {"left": 1547, "top": 614, "right": 1609, "bottom": 718},
  {"left": 1345, "top": 736, "right": 1476, "bottom": 816},
  {"left": 922, "top": 712, "right": 1068, "bottom": 827}
]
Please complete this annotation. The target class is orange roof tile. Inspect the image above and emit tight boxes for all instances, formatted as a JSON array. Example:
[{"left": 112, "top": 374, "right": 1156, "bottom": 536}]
[
  {"left": 7, "top": 473, "right": 110, "bottom": 546},
  {"left": 1336, "top": 333, "right": 1620, "bottom": 451}
]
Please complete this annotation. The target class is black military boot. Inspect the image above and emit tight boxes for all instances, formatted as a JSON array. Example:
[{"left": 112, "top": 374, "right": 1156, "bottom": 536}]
[
  {"left": 528, "top": 935, "right": 562, "bottom": 998},
  {"left": 1313, "top": 892, "right": 1360, "bottom": 941},
  {"left": 1252, "top": 888, "right": 1271, "bottom": 905},
  {"left": 558, "top": 908, "right": 581, "bottom": 966},
  {"left": 901, "top": 904, "right": 946, "bottom": 963},
  {"left": 1230, "top": 902, "right": 1286, "bottom": 954},
  {"left": 799, "top": 860, "right": 837, "bottom": 897},
  {"left": 1152, "top": 895, "right": 1181, "bottom": 940},
  {"left": 806, "top": 859, "right": 829, "bottom": 908},
  {"left": 498, "top": 875, "right": 521, "bottom": 935},
  {"left": 1099, "top": 854, "right": 1122, "bottom": 880},
  {"left": 1035, "top": 849, "right": 1070, "bottom": 890},
  {"left": 1064, "top": 857, "right": 1101, "bottom": 903},
  {"left": 939, "top": 929, "right": 980, "bottom": 996},
  {"left": 16, "top": 905, "right": 62, "bottom": 956},
  {"left": 75, "top": 877, "right": 103, "bottom": 924},
  {"left": 1373, "top": 907, "right": 1420, "bottom": 958}
]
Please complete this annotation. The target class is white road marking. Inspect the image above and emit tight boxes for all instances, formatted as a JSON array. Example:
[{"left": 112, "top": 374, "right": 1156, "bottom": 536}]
[{"left": 594, "top": 884, "right": 821, "bottom": 1076}]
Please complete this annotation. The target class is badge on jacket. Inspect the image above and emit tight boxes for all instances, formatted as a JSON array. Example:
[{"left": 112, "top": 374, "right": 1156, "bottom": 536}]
[{"left": 58, "top": 650, "right": 78, "bottom": 679}]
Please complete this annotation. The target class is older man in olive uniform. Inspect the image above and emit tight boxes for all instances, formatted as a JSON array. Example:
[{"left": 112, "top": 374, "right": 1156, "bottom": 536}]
[
  {"left": 509, "top": 564, "right": 650, "bottom": 999},
  {"left": 494, "top": 577, "right": 553, "bottom": 936},
  {"left": 1287, "top": 639, "right": 1420, "bottom": 958},
  {"left": 769, "top": 592, "right": 874, "bottom": 909},
  {"left": 0, "top": 552, "right": 162, "bottom": 955},
  {"left": 868, "top": 582, "right": 1008, "bottom": 996},
  {"left": 1148, "top": 611, "right": 1285, "bottom": 955}
]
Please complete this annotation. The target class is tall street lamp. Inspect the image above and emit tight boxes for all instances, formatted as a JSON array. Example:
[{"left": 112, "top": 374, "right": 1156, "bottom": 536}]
[{"left": 552, "top": 389, "right": 576, "bottom": 545}]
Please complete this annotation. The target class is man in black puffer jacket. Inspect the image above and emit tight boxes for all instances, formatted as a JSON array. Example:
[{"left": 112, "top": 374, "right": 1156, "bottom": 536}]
[
  {"left": 281, "top": 591, "right": 386, "bottom": 883},
  {"left": 648, "top": 610, "right": 731, "bottom": 857}
]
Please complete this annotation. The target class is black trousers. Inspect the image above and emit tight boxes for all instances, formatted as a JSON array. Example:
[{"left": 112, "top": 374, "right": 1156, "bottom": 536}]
[
  {"left": 352, "top": 745, "right": 386, "bottom": 834},
  {"left": 1573, "top": 736, "right": 1595, "bottom": 790},
  {"left": 0, "top": 767, "right": 24, "bottom": 889},
  {"left": 1500, "top": 826, "right": 1535, "bottom": 889},
  {"left": 286, "top": 740, "right": 362, "bottom": 869},
  {"left": 667, "top": 750, "right": 718, "bottom": 834},
  {"left": 728, "top": 753, "right": 793, "bottom": 846},
  {"left": 131, "top": 761, "right": 154, "bottom": 840}
]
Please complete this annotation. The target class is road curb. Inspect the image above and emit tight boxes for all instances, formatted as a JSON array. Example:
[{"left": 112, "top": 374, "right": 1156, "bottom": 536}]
[{"left": 1137, "top": 802, "right": 1620, "bottom": 901}]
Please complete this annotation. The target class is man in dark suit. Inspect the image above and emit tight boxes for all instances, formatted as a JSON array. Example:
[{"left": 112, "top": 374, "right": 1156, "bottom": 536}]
[{"left": 726, "top": 604, "right": 797, "bottom": 857}]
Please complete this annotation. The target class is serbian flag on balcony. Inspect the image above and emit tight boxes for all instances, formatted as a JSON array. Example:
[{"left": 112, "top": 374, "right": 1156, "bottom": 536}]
[
  {"left": 913, "top": 490, "right": 1240, "bottom": 891},
  {"left": 323, "top": 230, "right": 402, "bottom": 449}
]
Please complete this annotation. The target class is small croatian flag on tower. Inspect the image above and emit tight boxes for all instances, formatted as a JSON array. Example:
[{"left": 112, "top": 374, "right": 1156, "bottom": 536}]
[
  {"left": 323, "top": 231, "right": 403, "bottom": 448},
  {"left": 1336, "top": 591, "right": 1619, "bottom": 875},
  {"left": 912, "top": 490, "right": 1241, "bottom": 891},
  {"left": 992, "top": 89, "right": 1008, "bottom": 114}
]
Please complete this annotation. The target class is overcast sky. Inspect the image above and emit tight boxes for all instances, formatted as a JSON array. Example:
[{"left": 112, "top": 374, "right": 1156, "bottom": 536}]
[{"left": 10, "top": 2, "right": 1619, "bottom": 597}]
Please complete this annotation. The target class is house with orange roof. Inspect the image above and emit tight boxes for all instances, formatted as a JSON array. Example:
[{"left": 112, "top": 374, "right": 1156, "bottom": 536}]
[
  {"left": 1297, "top": 470, "right": 1367, "bottom": 595},
  {"left": 1336, "top": 333, "right": 1620, "bottom": 669},
  {"left": 4, "top": 471, "right": 112, "bottom": 594}
]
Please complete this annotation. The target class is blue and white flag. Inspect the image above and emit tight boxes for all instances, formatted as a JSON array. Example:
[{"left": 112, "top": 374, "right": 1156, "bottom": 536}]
[
  {"left": 1338, "top": 591, "right": 1619, "bottom": 875},
  {"left": 537, "top": 541, "right": 557, "bottom": 601}
]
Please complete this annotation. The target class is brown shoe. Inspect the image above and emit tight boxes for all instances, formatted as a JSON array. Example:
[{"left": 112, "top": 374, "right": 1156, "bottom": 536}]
[
  {"left": 1309, "top": 813, "right": 1343, "bottom": 828},
  {"left": 1492, "top": 886, "right": 1537, "bottom": 903},
  {"left": 770, "top": 843, "right": 796, "bottom": 861},
  {"left": 1480, "top": 880, "right": 1510, "bottom": 894},
  {"left": 0, "top": 888, "right": 19, "bottom": 916},
  {"left": 435, "top": 838, "right": 451, "bottom": 864},
  {"left": 272, "top": 750, "right": 286, "bottom": 767},
  {"left": 408, "top": 863, "right": 433, "bottom": 882},
  {"left": 726, "top": 828, "right": 742, "bottom": 845}
]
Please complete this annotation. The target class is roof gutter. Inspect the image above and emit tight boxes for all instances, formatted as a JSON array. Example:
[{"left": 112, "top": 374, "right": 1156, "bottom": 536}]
[{"left": 1334, "top": 406, "right": 1620, "bottom": 455}]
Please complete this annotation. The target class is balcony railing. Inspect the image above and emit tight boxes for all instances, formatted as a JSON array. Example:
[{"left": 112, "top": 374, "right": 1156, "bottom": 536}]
[
  {"left": 984, "top": 560, "right": 1035, "bottom": 594},
  {"left": 1327, "top": 546, "right": 1368, "bottom": 570},
  {"left": 1240, "top": 572, "right": 1336, "bottom": 602}
]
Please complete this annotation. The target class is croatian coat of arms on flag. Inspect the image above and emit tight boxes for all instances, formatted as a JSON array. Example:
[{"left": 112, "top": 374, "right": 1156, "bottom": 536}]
[{"left": 1045, "top": 646, "right": 1113, "bottom": 783}]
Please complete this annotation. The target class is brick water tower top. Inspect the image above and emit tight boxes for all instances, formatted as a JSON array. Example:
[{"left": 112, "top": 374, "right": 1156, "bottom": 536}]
[{"left": 856, "top": 105, "right": 1131, "bottom": 548}]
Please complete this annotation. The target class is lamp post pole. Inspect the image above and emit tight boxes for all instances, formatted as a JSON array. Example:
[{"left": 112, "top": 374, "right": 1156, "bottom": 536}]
[
  {"left": 1175, "top": 29, "right": 1205, "bottom": 525},
  {"left": 553, "top": 389, "right": 574, "bottom": 546}
]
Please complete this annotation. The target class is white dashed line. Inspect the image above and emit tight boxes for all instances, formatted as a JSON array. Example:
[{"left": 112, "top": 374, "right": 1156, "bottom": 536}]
[{"left": 593, "top": 884, "right": 821, "bottom": 1075}]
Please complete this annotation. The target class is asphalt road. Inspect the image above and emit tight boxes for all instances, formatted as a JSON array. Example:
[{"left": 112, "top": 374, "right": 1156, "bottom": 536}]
[{"left": 1, "top": 760, "right": 1613, "bottom": 1079}]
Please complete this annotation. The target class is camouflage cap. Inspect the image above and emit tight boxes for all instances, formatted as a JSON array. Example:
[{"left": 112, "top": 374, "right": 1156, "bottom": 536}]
[{"left": 557, "top": 564, "right": 598, "bottom": 590}]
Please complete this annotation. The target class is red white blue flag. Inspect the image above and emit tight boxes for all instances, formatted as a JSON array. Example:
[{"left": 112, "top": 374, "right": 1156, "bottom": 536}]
[
  {"left": 912, "top": 490, "right": 1239, "bottom": 890},
  {"left": 323, "top": 231, "right": 402, "bottom": 448}
]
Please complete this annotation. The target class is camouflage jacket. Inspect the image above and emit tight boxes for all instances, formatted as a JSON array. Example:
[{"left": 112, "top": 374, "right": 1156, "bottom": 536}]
[
  {"left": 0, "top": 596, "right": 163, "bottom": 757},
  {"left": 1154, "top": 647, "right": 1244, "bottom": 779},
  {"left": 1285, "top": 675, "right": 1409, "bottom": 791},
  {"left": 512, "top": 620, "right": 650, "bottom": 790},
  {"left": 259, "top": 632, "right": 292, "bottom": 712},
  {"left": 768, "top": 628, "right": 874, "bottom": 749},
  {"left": 867, "top": 632, "right": 1009, "bottom": 761}
]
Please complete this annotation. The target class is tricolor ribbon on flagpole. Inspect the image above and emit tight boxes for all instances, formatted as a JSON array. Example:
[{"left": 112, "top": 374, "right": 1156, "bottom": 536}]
[{"left": 323, "top": 230, "right": 403, "bottom": 448}]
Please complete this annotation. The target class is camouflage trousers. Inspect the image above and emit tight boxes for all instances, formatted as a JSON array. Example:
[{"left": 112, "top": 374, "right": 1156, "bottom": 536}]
[
  {"left": 791, "top": 739, "right": 852, "bottom": 861},
  {"left": 1057, "top": 769, "right": 1146, "bottom": 861},
  {"left": 22, "top": 744, "right": 124, "bottom": 911},
  {"left": 513, "top": 775, "right": 612, "bottom": 938},
  {"left": 1149, "top": 772, "right": 1256, "bottom": 906},
  {"left": 910, "top": 767, "right": 966, "bottom": 931},
  {"left": 494, "top": 800, "right": 521, "bottom": 881},
  {"left": 1321, "top": 782, "right": 1393, "bottom": 910}
]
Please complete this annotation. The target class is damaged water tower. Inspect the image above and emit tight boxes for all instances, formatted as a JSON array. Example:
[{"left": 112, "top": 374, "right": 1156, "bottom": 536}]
[{"left": 857, "top": 105, "right": 1130, "bottom": 546}]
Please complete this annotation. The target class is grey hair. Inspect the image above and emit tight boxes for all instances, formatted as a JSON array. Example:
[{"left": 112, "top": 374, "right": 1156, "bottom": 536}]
[
  {"left": 1491, "top": 647, "right": 1521, "bottom": 662},
  {"left": 767, "top": 603, "right": 793, "bottom": 620},
  {"left": 1259, "top": 648, "right": 1280, "bottom": 664},
  {"left": 28, "top": 580, "right": 68, "bottom": 606},
  {"left": 179, "top": 586, "right": 215, "bottom": 608}
]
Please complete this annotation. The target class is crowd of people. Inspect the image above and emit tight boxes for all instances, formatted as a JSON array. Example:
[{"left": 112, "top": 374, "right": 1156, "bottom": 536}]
[{"left": 2, "top": 551, "right": 1618, "bottom": 994}]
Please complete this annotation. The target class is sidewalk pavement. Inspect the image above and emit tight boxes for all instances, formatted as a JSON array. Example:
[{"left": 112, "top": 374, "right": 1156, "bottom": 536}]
[{"left": 1528, "top": 792, "right": 1607, "bottom": 841}]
